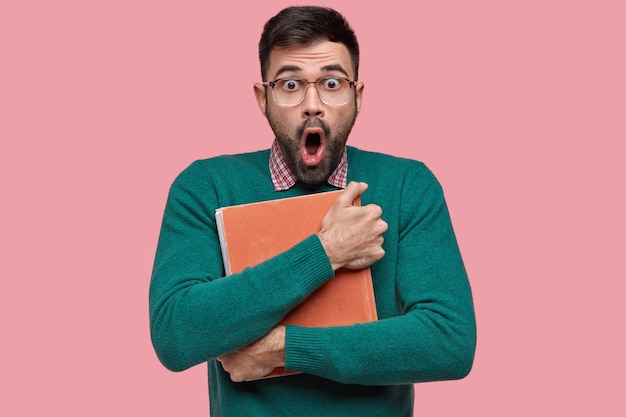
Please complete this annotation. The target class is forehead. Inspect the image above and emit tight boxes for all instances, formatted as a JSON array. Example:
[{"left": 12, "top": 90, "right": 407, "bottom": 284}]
[{"left": 266, "top": 40, "right": 354, "bottom": 80}]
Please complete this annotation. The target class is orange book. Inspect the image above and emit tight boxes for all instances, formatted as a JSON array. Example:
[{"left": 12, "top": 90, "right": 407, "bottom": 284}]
[{"left": 215, "top": 190, "right": 378, "bottom": 378}]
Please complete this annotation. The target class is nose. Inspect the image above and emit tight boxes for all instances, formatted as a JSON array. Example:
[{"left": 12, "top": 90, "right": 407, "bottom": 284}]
[{"left": 301, "top": 82, "right": 324, "bottom": 118}]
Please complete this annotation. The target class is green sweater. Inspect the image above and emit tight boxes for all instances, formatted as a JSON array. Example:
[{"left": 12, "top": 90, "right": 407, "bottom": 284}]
[{"left": 150, "top": 146, "right": 476, "bottom": 417}]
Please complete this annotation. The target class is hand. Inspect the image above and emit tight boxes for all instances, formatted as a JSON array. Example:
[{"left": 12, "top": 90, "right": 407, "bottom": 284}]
[
  {"left": 217, "top": 326, "right": 286, "bottom": 382},
  {"left": 317, "top": 181, "right": 387, "bottom": 270}
]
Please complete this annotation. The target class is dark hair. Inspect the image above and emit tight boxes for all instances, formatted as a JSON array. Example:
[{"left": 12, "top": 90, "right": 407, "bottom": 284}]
[{"left": 258, "top": 6, "right": 360, "bottom": 81}]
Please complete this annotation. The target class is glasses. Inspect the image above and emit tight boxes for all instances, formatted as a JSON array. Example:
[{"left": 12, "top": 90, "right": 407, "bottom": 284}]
[{"left": 262, "top": 77, "right": 357, "bottom": 106}]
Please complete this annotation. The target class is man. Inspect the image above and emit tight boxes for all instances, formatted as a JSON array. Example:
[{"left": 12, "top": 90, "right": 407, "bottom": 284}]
[{"left": 150, "top": 6, "right": 476, "bottom": 416}]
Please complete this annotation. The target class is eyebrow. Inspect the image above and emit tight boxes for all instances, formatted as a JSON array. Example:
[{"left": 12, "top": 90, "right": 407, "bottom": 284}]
[
  {"left": 273, "top": 65, "right": 302, "bottom": 79},
  {"left": 320, "top": 65, "right": 350, "bottom": 78},
  {"left": 273, "top": 64, "right": 351, "bottom": 80}
]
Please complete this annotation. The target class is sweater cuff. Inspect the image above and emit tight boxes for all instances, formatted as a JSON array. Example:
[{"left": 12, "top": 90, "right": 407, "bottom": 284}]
[
  {"left": 284, "top": 325, "right": 327, "bottom": 374},
  {"left": 286, "top": 234, "right": 334, "bottom": 291}
]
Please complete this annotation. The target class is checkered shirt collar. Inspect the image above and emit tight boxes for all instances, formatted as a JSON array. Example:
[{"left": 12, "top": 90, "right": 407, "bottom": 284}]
[{"left": 269, "top": 140, "right": 348, "bottom": 191}]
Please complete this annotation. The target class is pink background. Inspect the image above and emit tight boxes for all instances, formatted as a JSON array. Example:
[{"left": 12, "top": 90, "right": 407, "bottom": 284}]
[{"left": 2, "top": 0, "right": 624, "bottom": 415}]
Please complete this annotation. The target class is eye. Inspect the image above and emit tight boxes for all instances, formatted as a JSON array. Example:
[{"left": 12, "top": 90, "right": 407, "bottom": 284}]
[
  {"left": 279, "top": 79, "right": 302, "bottom": 91},
  {"left": 321, "top": 77, "right": 343, "bottom": 90}
]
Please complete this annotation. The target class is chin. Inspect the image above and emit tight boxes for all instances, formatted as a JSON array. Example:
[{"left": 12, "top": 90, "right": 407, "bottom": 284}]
[{"left": 295, "top": 163, "right": 331, "bottom": 185}]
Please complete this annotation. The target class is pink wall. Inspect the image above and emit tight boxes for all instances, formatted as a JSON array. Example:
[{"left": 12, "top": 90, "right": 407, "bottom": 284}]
[{"left": 2, "top": 0, "right": 624, "bottom": 415}]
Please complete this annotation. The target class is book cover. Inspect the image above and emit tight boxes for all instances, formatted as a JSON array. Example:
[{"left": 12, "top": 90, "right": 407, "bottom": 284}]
[{"left": 215, "top": 190, "right": 378, "bottom": 378}]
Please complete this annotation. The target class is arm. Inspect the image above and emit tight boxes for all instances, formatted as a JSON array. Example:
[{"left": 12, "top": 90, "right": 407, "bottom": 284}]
[
  {"left": 149, "top": 161, "right": 334, "bottom": 371},
  {"left": 216, "top": 181, "right": 388, "bottom": 381},
  {"left": 284, "top": 165, "right": 476, "bottom": 385},
  {"left": 215, "top": 172, "right": 475, "bottom": 384}
]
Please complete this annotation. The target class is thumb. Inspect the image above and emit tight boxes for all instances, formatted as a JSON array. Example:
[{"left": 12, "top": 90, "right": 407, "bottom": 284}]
[{"left": 336, "top": 181, "right": 368, "bottom": 207}]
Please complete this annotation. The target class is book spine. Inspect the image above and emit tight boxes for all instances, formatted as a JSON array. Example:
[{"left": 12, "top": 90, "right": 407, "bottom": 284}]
[{"left": 214, "top": 209, "right": 231, "bottom": 276}]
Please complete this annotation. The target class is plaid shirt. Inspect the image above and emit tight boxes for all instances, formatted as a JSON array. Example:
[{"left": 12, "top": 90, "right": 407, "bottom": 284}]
[{"left": 269, "top": 140, "right": 348, "bottom": 191}]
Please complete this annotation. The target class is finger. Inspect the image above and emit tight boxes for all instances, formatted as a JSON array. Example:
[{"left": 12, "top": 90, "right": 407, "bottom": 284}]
[{"left": 336, "top": 181, "right": 368, "bottom": 207}]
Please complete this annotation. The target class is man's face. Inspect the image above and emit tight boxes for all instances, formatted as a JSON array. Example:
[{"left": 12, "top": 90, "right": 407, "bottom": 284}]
[{"left": 254, "top": 40, "right": 364, "bottom": 185}]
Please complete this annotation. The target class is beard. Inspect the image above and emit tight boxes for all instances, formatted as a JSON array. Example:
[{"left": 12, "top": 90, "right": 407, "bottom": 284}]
[{"left": 265, "top": 103, "right": 358, "bottom": 185}]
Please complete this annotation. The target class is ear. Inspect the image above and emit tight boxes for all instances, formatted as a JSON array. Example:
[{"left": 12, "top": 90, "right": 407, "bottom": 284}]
[
  {"left": 254, "top": 83, "right": 268, "bottom": 116},
  {"left": 355, "top": 81, "right": 364, "bottom": 115}
]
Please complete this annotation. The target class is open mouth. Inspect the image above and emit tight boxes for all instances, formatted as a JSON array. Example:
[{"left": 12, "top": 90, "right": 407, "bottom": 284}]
[
  {"left": 301, "top": 127, "right": 325, "bottom": 166},
  {"left": 305, "top": 133, "right": 321, "bottom": 155}
]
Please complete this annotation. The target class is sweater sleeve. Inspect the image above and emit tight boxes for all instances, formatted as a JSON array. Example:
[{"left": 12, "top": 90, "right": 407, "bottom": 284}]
[
  {"left": 284, "top": 164, "right": 476, "bottom": 385},
  {"left": 149, "top": 161, "right": 335, "bottom": 372}
]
